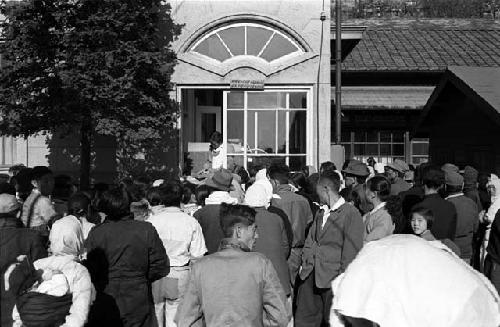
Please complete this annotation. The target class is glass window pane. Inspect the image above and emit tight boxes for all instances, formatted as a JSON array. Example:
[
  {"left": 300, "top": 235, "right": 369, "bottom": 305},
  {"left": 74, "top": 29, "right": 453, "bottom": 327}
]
[
  {"left": 393, "top": 144, "right": 404, "bottom": 156},
  {"left": 367, "top": 131, "right": 378, "bottom": 142},
  {"left": 289, "top": 111, "right": 307, "bottom": 154},
  {"left": 248, "top": 111, "right": 256, "bottom": 150},
  {"left": 257, "top": 111, "right": 276, "bottom": 154},
  {"left": 343, "top": 143, "right": 352, "bottom": 159},
  {"left": 218, "top": 27, "right": 245, "bottom": 56},
  {"left": 260, "top": 33, "right": 298, "bottom": 62},
  {"left": 354, "top": 132, "right": 365, "bottom": 143},
  {"left": 393, "top": 131, "right": 404, "bottom": 143},
  {"left": 248, "top": 92, "right": 285, "bottom": 109},
  {"left": 247, "top": 156, "right": 285, "bottom": 171},
  {"left": 412, "top": 142, "right": 429, "bottom": 156},
  {"left": 227, "top": 111, "right": 244, "bottom": 154},
  {"left": 193, "top": 34, "right": 231, "bottom": 61},
  {"left": 366, "top": 144, "right": 378, "bottom": 155},
  {"left": 412, "top": 156, "right": 429, "bottom": 165},
  {"left": 380, "top": 131, "right": 391, "bottom": 142},
  {"left": 247, "top": 26, "right": 273, "bottom": 56},
  {"left": 341, "top": 130, "right": 351, "bottom": 143},
  {"left": 289, "top": 92, "right": 307, "bottom": 109},
  {"left": 278, "top": 111, "right": 287, "bottom": 153},
  {"left": 289, "top": 156, "right": 307, "bottom": 171},
  {"left": 380, "top": 144, "right": 391, "bottom": 156},
  {"left": 228, "top": 91, "right": 244, "bottom": 109},
  {"left": 354, "top": 144, "right": 365, "bottom": 155}
]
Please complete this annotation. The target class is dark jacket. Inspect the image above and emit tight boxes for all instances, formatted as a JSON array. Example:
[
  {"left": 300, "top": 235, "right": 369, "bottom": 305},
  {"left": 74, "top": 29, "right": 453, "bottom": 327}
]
[
  {"left": 446, "top": 194, "right": 479, "bottom": 259},
  {"left": 253, "top": 208, "right": 291, "bottom": 296},
  {"left": 487, "top": 211, "right": 500, "bottom": 265},
  {"left": 463, "top": 187, "right": 483, "bottom": 213},
  {"left": 268, "top": 205, "right": 293, "bottom": 251},
  {"left": 300, "top": 202, "right": 364, "bottom": 289},
  {"left": 85, "top": 218, "right": 169, "bottom": 327},
  {"left": 416, "top": 194, "right": 457, "bottom": 241},
  {"left": 0, "top": 217, "right": 47, "bottom": 327},
  {"left": 390, "top": 177, "right": 411, "bottom": 196},
  {"left": 175, "top": 239, "right": 289, "bottom": 327},
  {"left": 271, "top": 185, "right": 313, "bottom": 249},
  {"left": 194, "top": 204, "right": 223, "bottom": 255}
]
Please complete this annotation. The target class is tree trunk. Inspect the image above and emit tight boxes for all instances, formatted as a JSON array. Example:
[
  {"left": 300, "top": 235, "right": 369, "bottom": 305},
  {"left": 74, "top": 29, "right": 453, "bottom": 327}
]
[{"left": 80, "top": 121, "right": 92, "bottom": 191}]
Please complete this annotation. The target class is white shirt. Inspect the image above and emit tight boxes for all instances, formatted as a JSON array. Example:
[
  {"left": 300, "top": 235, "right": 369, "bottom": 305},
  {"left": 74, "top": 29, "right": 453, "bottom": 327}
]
[
  {"left": 445, "top": 193, "right": 464, "bottom": 200},
  {"left": 147, "top": 206, "right": 207, "bottom": 267},
  {"left": 321, "top": 197, "right": 346, "bottom": 228},
  {"left": 211, "top": 144, "right": 226, "bottom": 169}
]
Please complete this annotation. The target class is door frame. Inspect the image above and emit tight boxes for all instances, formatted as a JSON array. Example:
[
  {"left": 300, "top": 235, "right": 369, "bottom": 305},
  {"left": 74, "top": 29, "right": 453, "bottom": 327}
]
[{"left": 196, "top": 105, "right": 222, "bottom": 142}]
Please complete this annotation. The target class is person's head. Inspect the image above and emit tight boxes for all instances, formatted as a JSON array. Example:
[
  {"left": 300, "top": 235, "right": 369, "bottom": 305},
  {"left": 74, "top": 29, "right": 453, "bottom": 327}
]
[
  {"left": 0, "top": 193, "right": 21, "bottom": 219},
  {"left": 365, "top": 176, "right": 391, "bottom": 205},
  {"left": 244, "top": 183, "right": 270, "bottom": 208},
  {"left": 233, "top": 165, "right": 250, "bottom": 186},
  {"left": 205, "top": 168, "right": 233, "bottom": 192},
  {"left": 160, "top": 181, "right": 184, "bottom": 207},
  {"left": 385, "top": 159, "right": 408, "bottom": 182},
  {"left": 126, "top": 183, "right": 146, "bottom": 203},
  {"left": 422, "top": 166, "right": 445, "bottom": 193},
  {"left": 0, "top": 182, "right": 16, "bottom": 196},
  {"left": 8, "top": 164, "right": 25, "bottom": 177},
  {"left": 53, "top": 174, "right": 76, "bottom": 200},
  {"left": 146, "top": 187, "right": 163, "bottom": 207},
  {"left": 342, "top": 160, "right": 370, "bottom": 187},
  {"left": 317, "top": 170, "right": 342, "bottom": 206},
  {"left": 31, "top": 166, "right": 54, "bottom": 196},
  {"left": 367, "top": 157, "right": 376, "bottom": 167},
  {"left": 320, "top": 161, "right": 337, "bottom": 175},
  {"left": 289, "top": 171, "right": 308, "bottom": 191},
  {"left": 68, "top": 192, "right": 91, "bottom": 218},
  {"left": 49, "top": 216, "right": 84, "bottom": 257},
  {"left": 479, "top": 173, "right": 490, "bottom": 190},
  {"left": 444, "top": 170, "right": 464, "bottom": 195},
  {"left": 268, "top": 163, "right": 290, "bottom": 190},
  {"left": 98, "top": 187, "right": 131, "bottom": 221},
  {"left": 410, "top": 206, "right": 434, "bottom": 236},
  {"left": 220, "top": 203, "right": 258, "bottom": 250},
  {"left": 209, "top": 131, "right": 223, "bottom": 151},
  {"left": 195, "top": 184, "right": 213, "bottom": 206}
]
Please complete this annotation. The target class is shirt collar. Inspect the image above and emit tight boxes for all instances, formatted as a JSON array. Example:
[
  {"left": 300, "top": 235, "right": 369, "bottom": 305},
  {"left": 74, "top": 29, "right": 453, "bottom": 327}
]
[
  {"left": 369, "top": 202, "right": 386, "bottom": 215},
  {"left": 445, "top": 193, "right": 464, "bottom": 200},
  {"left": 318, "top": 197, "right": 346, "bottom": 213}
]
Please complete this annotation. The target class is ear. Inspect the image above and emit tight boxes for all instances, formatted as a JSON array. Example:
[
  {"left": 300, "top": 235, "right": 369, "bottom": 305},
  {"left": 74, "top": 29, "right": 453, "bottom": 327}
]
[{"left": 31, "top": 180, "right": 37, "bottom": 188}]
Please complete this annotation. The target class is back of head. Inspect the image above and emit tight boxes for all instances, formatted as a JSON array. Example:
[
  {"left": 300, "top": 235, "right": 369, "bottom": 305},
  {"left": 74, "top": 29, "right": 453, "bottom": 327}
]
[
  {"left": 50, "top": 216, "right": 84, "bottom": 257},
  {"left": 320, "top": 161, "right": 337, "bottom": 174},
  {"left": 31, "top": 166, "right": 52, "bottom": 182},
  {"left": 367, "top": 175, "right": 391, "bottom": 202},
  {"left": 160, "top": 181, "right": 184, "bottom": 207},
  {"left": 195, "top": 184, "right": 212, "bottom": 206},
  {"left": 0, "top": 182, "right": 16, "bottom": 196},
  {"left": 319, "top": 170, "right": 341, "bottom": 194},
  {"left": 268, "top": 163, "right": 290, "bottom": 185},
  {"left": 219, "top": 203, "right": 256, "bottom": 238},
  {"left": 289, "top": 171, "right": 308, "bottom": 191},
  {"left": 422, "top": 166, "right": 445, "bottom": 190},
  {"left": 99, "top": 187, "right": 130, "bottom": 221},
  {"left": 68, "top": 192, "right": 91, "bottom": 217}
]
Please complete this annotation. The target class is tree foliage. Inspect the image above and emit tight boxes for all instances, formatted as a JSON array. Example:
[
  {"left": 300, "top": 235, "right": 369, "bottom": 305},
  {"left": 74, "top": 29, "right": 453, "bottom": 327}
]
[{"left": 0, "top": 0, "right": 182, "bottom": 184}]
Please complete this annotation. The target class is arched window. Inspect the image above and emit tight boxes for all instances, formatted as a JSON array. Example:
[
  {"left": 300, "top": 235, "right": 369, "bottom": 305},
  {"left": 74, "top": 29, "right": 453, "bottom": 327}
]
[{"left": 190, "top": 22, "right": 304, "bottom": 63}]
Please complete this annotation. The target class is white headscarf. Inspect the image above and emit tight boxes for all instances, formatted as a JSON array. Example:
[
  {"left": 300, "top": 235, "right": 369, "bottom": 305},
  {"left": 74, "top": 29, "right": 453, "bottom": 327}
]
[
  {"left": 486, "top": 175, "right": 500, "bottom": 224},
  {"left": 49, "top": 216, "right": 84, "bottom": 258},
  {"left": 245, "top": 183, "right": 270, "bottom": 208},
  {"left": 254, "top": 168, "right": 274, "bottom": 201}
]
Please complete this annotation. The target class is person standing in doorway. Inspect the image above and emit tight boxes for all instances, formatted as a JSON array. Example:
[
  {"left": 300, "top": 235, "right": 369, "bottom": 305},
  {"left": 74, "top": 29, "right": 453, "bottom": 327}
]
[{"left": 209, "top": 131, "right": 225, "bottom": 170}]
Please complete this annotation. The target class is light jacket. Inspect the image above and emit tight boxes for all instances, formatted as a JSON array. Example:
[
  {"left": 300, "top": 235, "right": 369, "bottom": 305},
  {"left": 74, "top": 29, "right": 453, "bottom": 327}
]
[
  {"left": 175, "top": 239, "right": 290, "bottom": 327},
  {"left": 363, "top": 203, "right": 394, "bottom": 244},
  {"left": 300, "top": 202, "right": 364, "bottom": 289}
]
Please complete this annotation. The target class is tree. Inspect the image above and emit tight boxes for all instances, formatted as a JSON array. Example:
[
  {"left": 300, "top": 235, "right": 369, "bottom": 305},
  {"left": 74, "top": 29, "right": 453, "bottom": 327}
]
[{"left": 0, "top": 0, "right": 182, "bottom": 189}]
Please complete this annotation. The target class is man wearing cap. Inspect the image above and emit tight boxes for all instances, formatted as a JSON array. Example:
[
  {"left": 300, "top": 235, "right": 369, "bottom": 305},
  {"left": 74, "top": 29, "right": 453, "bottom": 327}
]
[
  {"left": 340, "top": 159, "right": 372, "bottom": 215},
  {"left": 445, "top": 170, "right": 479, "bottom": 264},
  {"left": 194, "top": 169, "right": 238, "bottom": 254},
  {"left": 385, "top": 159, "right": 411, "bottom": 196},
  {"left": 0, "top": 193, "right": 47, "bottom": 327}
]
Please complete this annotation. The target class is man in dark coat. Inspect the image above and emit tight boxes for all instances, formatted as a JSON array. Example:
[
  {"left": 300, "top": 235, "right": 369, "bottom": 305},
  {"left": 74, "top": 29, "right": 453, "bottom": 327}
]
[
  {"left": 0, "top": 193, "right": 47, "bottom": 327},
  {"left": 414, "top": 167, "right": 457, "bottom": 241},
  {"left": 269, "top": 163, "right": 313, "bottom": 288},
  {"left": 85, "top": 187, "right": 169, "bottom": 327},
  {"left": 445, "top": 171, "right": 479, "bottom": 264},
  {"left": 295, "top": 170, "right": 364, "bottom": 326}
]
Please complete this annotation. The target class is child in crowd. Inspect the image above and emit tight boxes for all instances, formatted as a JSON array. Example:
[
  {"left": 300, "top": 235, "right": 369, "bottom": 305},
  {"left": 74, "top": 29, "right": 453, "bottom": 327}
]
[{"left": 411, "top": 205, "right": 461, "bottom": 256}]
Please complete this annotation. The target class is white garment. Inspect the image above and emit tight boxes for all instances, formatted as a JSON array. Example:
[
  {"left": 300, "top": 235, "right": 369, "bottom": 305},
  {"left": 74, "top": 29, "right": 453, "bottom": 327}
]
[
  {"left": 147, "top": 206, "right": 207, "bottom": 267},
  {"left": 204, "top": 191, "right": 238, "bottom": 205},
  {"left": 245, "top": 183, "right": 270, "bottom": 208},
  {"left": 254, "top": 168, "right": 274, "bottom": 201},
  {"left": 330, "top": 235, "right": 500, "bottom": 327},
  {"left": 36, "top": 272, "right": 69, "bottom": 297},
  {"left": 211, "top": 144, "right": 226, "bottom": 169},
  {"left": 50, "top": 216, "right": 84, "bottom": 258},
  {"left": 321, "top": 197, "right": 346, "bottom": 228},
  {"left": 481, "top": 178, "right": 500, "bottom": 271}
]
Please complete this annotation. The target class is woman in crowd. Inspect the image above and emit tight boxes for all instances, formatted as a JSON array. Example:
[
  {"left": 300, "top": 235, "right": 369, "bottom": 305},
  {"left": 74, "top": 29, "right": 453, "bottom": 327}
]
[
  {"left": 480, "top": 175, "right": 500, "bottom": 271},
  {"left": 85, "top": 187, "right": 169, "bottom": 327},
  {"left": 66, "top": 192, "right": 95, "bottom": 241}
]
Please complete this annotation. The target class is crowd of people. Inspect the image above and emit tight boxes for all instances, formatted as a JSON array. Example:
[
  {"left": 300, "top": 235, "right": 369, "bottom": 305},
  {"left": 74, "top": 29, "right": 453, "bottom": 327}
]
[{"left": 1, "top": 156, "right": 500, "bottom": 327}]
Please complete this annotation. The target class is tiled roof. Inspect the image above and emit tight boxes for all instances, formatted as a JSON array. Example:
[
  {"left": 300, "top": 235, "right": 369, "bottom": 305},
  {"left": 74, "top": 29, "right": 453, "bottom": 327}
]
[
  {"left": 341, "top": 19, "right": 500, "bottom": 72},
  {"left": 337, "top": 86, "right": 434, "bottom": 110}
]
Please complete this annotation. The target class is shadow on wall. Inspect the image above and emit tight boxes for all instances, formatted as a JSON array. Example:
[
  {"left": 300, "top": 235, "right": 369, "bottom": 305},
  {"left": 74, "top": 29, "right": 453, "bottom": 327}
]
[{"left": 46, "top": 129, "right": 180, "bottom": 185}]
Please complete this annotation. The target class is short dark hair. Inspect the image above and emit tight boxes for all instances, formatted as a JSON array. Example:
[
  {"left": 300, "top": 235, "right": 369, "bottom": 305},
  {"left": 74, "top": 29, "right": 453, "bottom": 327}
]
[
  {"left": 234, "top": 165, "right": 250, "bottom": 185},
  {"left": 366, "top": 176, "right": 391, "bottom": 202},
  {"left": 195, "top": 184, "right": 213, "bottom": 206},
  {"left": 423, "top": 167, "right": 445, "bottom": 190},
  {"left": 289, "top": 171, "right": 308, "bottom": 190},
  {"left": 146, "top": 187, "right": 163, "bottom": 207},
  {"left": 99, "top": 187, "right": 130, "bottom": 220},
  {"left": 410, "top": 205, "right": 434, "bottom": 229},
  {"left": 319, "top": 170, "right": 341, "bottom": 193},
  {"left": 8, "top": 164, "right": 25, "bottom": 176},
  {"left": 320, "top": 161, "right": 337, "bottom": 173},
  {"left": 31, "top": 166, "right": 52, "bottom": 181},
  {"left": 219, "top": 203, "right": 256, "bottom": 238},
  {"left": 0, "top": 182, "right": 16, "bottom": 195},
  {"left": 268, "top": 163, "right": 290, "bottom": 184},
  {"left": 68, "top": 192, "right": 91, "bottom": 217},
  {"left": 446, "top": 184, "right": 463, "bottom": 194},
  {"left": 160, "top": 181, "right": 184, "bottom": 207}
]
